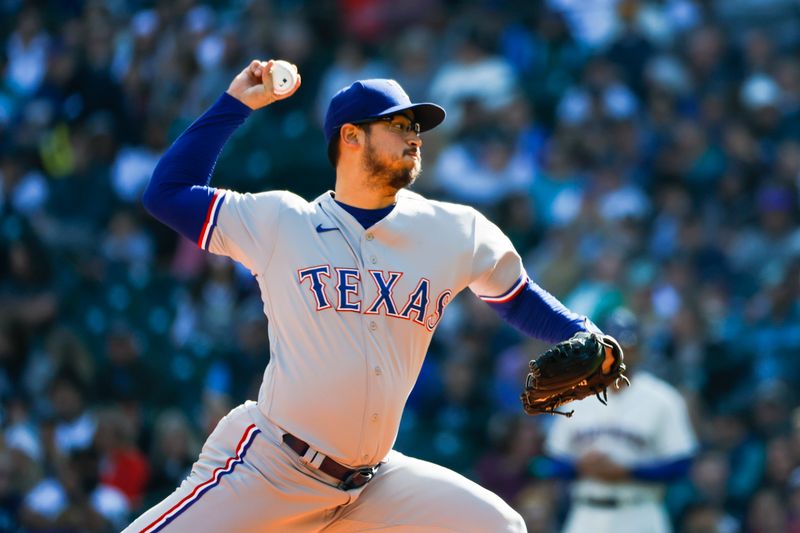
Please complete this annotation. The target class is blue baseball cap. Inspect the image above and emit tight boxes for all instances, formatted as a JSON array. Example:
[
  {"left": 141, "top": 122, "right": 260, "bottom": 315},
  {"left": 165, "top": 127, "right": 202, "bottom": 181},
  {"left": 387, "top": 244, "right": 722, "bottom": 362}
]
[
  {"left": 603, "top": 308, "right": 639, "bottom": 348},
  {"left": 323, "top": 79, "right": 445, "bottom": 144}
]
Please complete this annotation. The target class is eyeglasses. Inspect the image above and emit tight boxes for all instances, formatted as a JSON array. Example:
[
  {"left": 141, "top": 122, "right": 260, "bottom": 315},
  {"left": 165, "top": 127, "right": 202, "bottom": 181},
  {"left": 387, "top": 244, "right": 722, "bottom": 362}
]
[{"left": 358, "top": 115, "right": 421, "bottom": 136}]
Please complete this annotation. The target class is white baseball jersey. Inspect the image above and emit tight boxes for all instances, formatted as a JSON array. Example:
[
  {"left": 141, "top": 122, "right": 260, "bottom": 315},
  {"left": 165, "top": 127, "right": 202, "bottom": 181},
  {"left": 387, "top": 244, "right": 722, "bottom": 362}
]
[
  {"left": 546, "top": 371, "right": 697, "bottom": 503},
  {"left": 202, "top": 188, "right": 524, "bottom": 467}
]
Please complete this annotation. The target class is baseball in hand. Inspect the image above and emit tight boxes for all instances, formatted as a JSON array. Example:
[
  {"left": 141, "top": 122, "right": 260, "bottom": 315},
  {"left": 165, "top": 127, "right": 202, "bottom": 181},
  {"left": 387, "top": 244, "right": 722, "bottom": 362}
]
[{"left": 271, "top": 60, "right": 298, "bottom": 95}]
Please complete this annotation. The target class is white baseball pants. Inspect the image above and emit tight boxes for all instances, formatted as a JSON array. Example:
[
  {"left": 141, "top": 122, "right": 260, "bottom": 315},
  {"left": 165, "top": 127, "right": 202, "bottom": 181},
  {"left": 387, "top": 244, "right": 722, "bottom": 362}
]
[
  {"left": 562, "top": 501, "right": 671, "bottom": 533},
  {"left": 124, "top": 401, "right": 525, "bottom": 532}
]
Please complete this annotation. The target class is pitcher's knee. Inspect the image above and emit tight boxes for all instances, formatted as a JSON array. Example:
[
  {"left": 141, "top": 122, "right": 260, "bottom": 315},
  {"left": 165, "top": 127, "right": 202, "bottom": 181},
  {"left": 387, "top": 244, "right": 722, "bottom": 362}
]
[
  {"left": 473, "top": 501, "right": 526, "bottom": 533},
  {"left": 507, "top": 508, "right": 526, "bottom": 532},
  {"left": 500, "top": 506, "right": 526, "bottom": 533}
]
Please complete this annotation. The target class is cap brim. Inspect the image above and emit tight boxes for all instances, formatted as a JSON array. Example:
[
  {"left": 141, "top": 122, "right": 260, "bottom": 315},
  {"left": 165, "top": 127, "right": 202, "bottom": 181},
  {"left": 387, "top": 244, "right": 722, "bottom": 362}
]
[{"left": 362, "top": 102, "right": 446, "bottom": 133}]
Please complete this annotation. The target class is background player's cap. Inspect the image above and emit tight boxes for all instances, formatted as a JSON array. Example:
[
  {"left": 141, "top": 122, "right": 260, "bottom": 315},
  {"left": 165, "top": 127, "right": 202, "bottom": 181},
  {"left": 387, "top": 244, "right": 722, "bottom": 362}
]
[
  {"left": 602, "top": 308, "right": 639, "bottom": 348},
  {"left": 324, "top": 79, "right": 446, "bottom": 143}
]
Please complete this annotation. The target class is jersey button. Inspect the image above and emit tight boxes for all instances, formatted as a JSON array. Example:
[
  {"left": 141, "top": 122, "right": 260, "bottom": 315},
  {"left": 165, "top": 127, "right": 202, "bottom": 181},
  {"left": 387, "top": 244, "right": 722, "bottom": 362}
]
[
  {"left": 362, "top": 454, "right": 369, "bottom": 461},
  {"left": 370, "top": 255, "right": 377, "bottom": 264},
  {"left": 374, "top": 366, "right": 382, "bottom": 376},
  {"left": 369, "top": 321, "right": 377, "bottom": 331},
  {"left": 371, "top": 413, "right": 379, "bottom": 421},
  {"left": 366, "top": 233, "right": 374, "bottom": 241}
]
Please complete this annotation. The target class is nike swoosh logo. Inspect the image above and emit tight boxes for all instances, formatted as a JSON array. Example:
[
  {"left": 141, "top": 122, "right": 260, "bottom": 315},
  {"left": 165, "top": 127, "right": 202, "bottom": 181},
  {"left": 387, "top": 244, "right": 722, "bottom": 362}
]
[{"left": 315, "top": 224, "right": 339, "bottom": 233}]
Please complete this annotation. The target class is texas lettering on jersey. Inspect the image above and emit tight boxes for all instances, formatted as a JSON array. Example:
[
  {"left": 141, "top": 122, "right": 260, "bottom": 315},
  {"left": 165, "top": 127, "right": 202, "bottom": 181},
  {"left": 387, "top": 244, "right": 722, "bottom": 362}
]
[{"left": 297, "top": 265, "right": 452, "bottom": 332}]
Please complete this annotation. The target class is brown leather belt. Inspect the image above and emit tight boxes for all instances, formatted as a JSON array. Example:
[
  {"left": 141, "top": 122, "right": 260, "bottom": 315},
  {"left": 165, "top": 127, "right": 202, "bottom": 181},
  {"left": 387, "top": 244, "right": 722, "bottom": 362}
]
[
  {"left": 575, "top": 496, "right": 651, "bottom": 508},
  {"left": 282, "top": 433, "right": 378, "bottom": 490}
]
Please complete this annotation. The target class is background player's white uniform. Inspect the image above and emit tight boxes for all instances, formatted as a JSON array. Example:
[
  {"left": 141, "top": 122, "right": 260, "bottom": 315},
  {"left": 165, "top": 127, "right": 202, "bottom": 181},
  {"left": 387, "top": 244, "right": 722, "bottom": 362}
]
[{"left": 545, "top": 371, "right": 697, "bottom": 533}]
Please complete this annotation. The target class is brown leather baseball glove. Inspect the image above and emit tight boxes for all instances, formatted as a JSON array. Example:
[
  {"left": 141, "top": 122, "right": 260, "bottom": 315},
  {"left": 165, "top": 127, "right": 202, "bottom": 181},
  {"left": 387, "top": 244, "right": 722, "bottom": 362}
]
[{"left": 521, "top": 331, "right": 629, "bottom": 417}]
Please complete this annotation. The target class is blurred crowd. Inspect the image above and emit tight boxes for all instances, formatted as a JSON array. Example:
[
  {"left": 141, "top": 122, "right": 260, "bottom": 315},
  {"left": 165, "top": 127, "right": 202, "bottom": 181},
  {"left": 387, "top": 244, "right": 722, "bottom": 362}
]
[{"left": 1, "top": 0, "right": 800, "bottom": 531}]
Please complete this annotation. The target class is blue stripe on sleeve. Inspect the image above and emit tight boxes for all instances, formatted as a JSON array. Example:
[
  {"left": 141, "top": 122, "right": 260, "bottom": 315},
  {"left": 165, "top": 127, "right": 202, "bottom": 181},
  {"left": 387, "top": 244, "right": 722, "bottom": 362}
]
[
  {"left": 486, "top": 277, "right": 592, "bottom": 343},
  {"left": 479, "top": 275, "right": 527, "bottom": 302},
  {"left": 142, "top": 92, "right": 252, "bottom": 245}
]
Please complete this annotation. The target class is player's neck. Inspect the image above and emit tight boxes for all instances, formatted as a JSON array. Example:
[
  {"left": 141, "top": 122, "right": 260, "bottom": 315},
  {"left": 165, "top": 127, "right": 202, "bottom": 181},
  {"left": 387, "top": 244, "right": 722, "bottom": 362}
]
[{"left": 334, "top": 175, "right": 398, "bottom": 209}]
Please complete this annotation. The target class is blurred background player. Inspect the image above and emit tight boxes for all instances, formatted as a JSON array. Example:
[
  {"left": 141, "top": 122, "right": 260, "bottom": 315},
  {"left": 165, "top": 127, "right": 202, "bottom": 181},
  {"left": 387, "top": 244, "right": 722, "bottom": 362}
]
[{"left": 541, "top": 308, "right": 698, "bottom": 533}]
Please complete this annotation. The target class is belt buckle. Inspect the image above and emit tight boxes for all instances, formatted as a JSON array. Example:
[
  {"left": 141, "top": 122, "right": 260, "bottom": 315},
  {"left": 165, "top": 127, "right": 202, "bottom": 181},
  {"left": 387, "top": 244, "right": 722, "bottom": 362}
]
[{"left": 339, "top": 466, "right": 378, "bottom": 490}]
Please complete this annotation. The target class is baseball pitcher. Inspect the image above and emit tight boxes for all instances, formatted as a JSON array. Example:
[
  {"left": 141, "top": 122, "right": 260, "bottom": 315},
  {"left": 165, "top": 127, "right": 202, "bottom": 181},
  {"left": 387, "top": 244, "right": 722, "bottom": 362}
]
[{"left": 124, "top": 59, "right": 623, "bottom": 532}]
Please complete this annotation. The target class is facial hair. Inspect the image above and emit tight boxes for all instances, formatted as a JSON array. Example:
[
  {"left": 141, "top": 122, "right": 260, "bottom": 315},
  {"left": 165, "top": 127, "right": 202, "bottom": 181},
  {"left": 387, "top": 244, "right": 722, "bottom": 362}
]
[{"left": 361, "top": 135, "right": 421, "bottom": 191}]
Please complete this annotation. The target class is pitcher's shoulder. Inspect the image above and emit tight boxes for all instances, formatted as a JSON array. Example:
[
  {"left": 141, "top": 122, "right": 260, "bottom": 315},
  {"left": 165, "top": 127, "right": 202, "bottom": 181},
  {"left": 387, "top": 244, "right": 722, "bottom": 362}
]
[
  {"left": 398, "top": 190, "right": 479, "bottom": 221},
  {"left": 240, "top": 189, "right": 316, "bottom": 214}
]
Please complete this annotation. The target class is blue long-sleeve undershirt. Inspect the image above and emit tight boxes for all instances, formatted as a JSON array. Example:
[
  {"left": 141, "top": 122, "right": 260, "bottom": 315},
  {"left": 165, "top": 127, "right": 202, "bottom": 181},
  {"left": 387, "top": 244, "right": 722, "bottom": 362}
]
[
  {"left": 632, "top": 457, "right": 693, "bottom": 481},
  {"left": 142, "top": 92, "right": 252, "bottom": 244},
  {"left": 486, "top": 277, "right": 594, "bottom": 343},
  {"left": 536, "top": 455, "right": 693, "bottom": 482}
]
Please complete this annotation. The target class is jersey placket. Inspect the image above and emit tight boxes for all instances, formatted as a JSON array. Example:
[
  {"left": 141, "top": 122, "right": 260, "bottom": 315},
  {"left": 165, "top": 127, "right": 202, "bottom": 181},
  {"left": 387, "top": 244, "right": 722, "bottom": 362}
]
[
  {"left": 357, "top": 228, "right": 386, "bottom": 464},
  {"left": 319, "top": 199, "right": 388, "bottom": 465}
]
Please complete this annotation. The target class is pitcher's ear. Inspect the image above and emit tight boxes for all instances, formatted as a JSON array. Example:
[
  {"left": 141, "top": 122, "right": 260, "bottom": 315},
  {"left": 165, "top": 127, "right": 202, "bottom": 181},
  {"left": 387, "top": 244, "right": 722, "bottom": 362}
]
[{"left": 340, "top": 124, "right": 363, "bottom": 147}]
